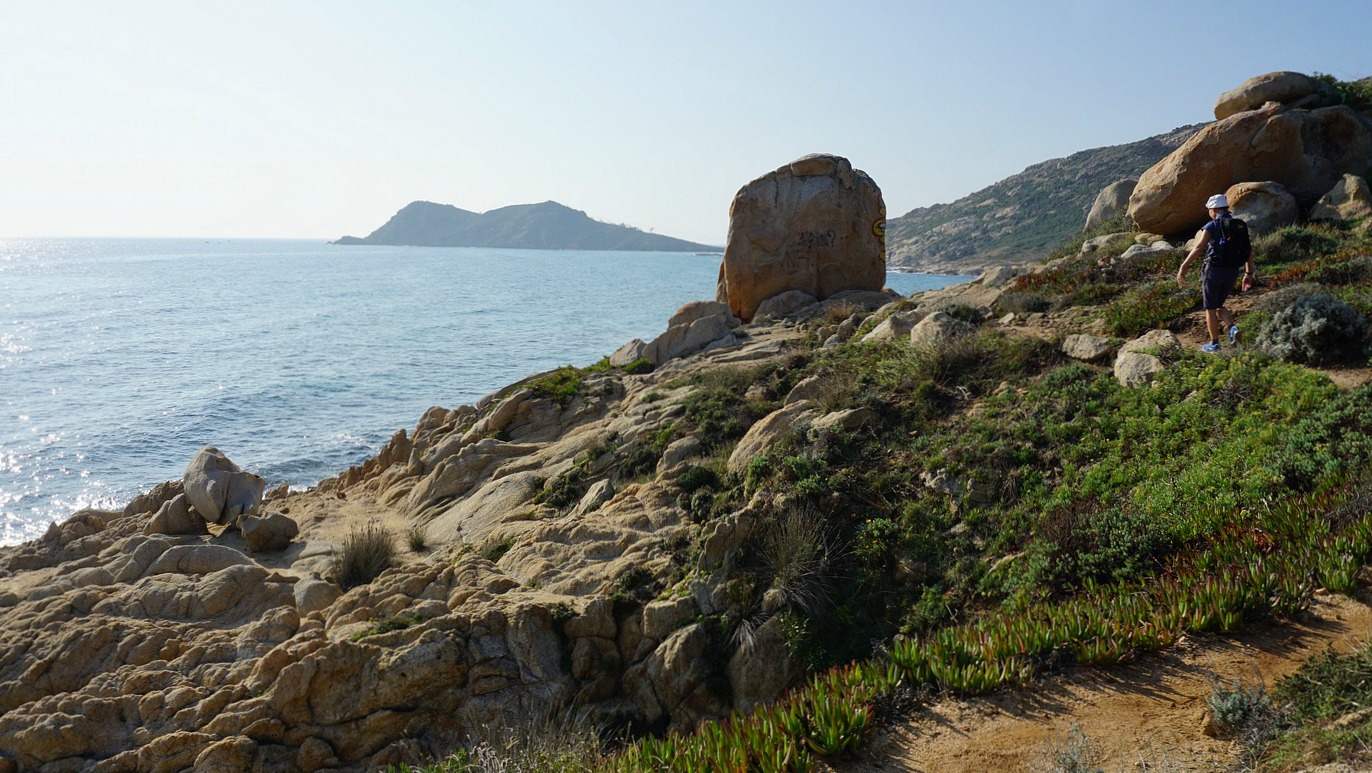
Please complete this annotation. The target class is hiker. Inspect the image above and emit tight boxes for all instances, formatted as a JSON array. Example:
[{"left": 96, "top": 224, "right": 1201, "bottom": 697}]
[{"left": 1176, "top": 193, "right": 1255, "bottom": 353}]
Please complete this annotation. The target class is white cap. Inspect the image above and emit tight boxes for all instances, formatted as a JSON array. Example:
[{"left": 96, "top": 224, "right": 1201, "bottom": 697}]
[{"left": 1206, "top": 194, "right": 1229, "bottom": 209}]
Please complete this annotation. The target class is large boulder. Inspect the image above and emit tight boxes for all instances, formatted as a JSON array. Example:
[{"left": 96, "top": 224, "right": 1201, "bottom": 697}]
[
  {"left": 1213, "top": 71, "right": 1334, "bottom": 120},
  {"left": 1129, "top": 104, "right": 1372, "bottom": 236},
  {"left": 182, "top": 447, "right": 265, "bottom": 526},
  {"left": 1226, "top": 181, "right": 1299, "bottom": 236},
  {"left": 1309, "top": 174, "right": 1372, "bottom": 221},
  {"left": 718, "top": 154, "right": 886, "bottom": 321},
  {"left": 1084, "top": 178, "right": 1138, "bottom": 231}
]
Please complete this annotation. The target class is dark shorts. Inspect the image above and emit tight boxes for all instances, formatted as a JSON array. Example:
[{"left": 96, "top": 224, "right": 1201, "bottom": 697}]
[{"left": 1202, "top": 262, "right": 1242, "bottom": 310}]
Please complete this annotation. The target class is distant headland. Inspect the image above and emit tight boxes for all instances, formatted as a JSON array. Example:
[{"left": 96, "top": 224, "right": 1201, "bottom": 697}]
[{"left": 333, "top": 200, "right": 720, "bottom": 252}]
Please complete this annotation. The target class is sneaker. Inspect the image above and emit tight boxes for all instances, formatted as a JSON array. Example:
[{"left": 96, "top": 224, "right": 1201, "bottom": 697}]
[
  {"left": 1228, "top": 325, "right": 1240, "bottom": 346},
  {"left": 1202, "top": 341, "right": 1222, "bottom": 353}
]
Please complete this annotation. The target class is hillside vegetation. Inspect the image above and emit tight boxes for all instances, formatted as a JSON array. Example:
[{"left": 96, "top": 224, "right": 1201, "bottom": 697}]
[
  {"left": 408, "top": 215, "right": 1372, "bottom": 771},
  {"left": 886, "top": 124, "right": 1204, "bottom": 272}
]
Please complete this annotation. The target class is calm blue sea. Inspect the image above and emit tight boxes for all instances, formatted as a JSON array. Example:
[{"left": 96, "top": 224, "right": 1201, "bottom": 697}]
[{"left": 0, "top": 238, "right": 968, "bottom": 545}]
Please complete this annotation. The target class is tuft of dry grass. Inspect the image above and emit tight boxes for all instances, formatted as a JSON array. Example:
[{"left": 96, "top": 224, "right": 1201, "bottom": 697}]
[{"left": 332, "top": 520, "right": 396, "bottom": 590}]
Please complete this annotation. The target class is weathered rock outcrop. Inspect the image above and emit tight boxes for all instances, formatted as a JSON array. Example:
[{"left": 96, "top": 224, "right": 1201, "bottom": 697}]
[
  {"left": 718, "top": 154, "right": 886, "bottom": 321},
  {"left": 1130, "top": 96, "right": 1372, "bottom": 235},
  {"left": 0, "top": 322, "right": 822, "bottom": 772},
  {"left": 1310, "top": 174, "right": 1372, "bottom": 221}
]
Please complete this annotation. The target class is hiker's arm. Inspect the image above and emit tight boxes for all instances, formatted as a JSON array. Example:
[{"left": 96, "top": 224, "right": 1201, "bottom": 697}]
[{"left": 1177, "top": 230, "right": 1210, "bottom": 287}]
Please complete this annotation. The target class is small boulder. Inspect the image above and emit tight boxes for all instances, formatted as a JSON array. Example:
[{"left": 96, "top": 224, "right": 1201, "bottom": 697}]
[
  {"left": 753, "top": 290, "right": 818, "bottom": 320},
  {"left": 1080, "top": 232, "right": 1131, "bottom": 254},
  {"left": 1062, "top": 334, "right": 1114, "bottom": 362},
  {"left": 1309, "top": 174, "right": 1372, "bottom": 221},
  {"left": 859, "top": 310, "right": 920, "bottom": 343},
  {"left": 239, "top": 512, "right": 299, "bottom": 553},
  {"left": 144, "top": 493, "right": 210, "bottom": 536},
  {"left": 668, "top": 300, "right": 739, "bottom": 329},
  {"left": 657, "top": 436, "right": 703, "bottom": 475},
  {"left": 1226, "top": 181, "right": 1299, "bottom": 236},
  {"left": 728, "top": 615, "right": 805, "bottom": 713},
  {"left": 643, "top": 311, "right": 733, "bottom": 366},
  {"left": 909, "top": 311, "right": 974, "bottom": 347},
  {"left": 727, "top": 401, "right": 819, "bottom": 473},
  {"left": 977, "top": 265, "right": 1027, "bottom": 289},
  {"left": 1119, "top": 244, "right": 1175, "bottom": 261},
  {"left": 1115, "top": 352, "right": 1165, "bottom": 389},
  {"left": 1114, "top": 329, "right": 1179, "bottom": 388},
  {"left": 609, "top": 339, "right": 647, "bottom": 367},
  {"left": 810, "top": 408, "right": 877, "bottom": 435},
  {"left": 786, "top": 375, "right": 832, "bottom": 405},
  {"left": 294, "top": 578, "right": 340, "bottom": 615},
  {"left": 572, "top": 479, "right": 615, "bottom": 517}
]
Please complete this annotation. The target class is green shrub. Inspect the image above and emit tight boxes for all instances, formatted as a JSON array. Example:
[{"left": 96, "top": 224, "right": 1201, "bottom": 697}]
[
  {"left": 1253, "top": 225, "right": 1343, "bottom": 267},
  {"left": 1313, "top": 72, "right": 1372, "bottom": 111},
  {"left": 481, "top": 537, "right": 515, "bottom": 563},
  {"left": 1103, "top": 280, "right": 1197, "bottom": 337},
  {"left": 528, "top": 366, "right": 584, "bottom": 405},
  {"left": 332, "top": 522, "right": 397, "bottom": 590},
  {"left": 675, "top": 464, "right": 721, "bottom": 494},
  {"left": 997, "top": 290, "right": 1051, "bottom": 315},
  {"left": 1255, "top": 292, "right": 1368, "bottom": 365},
  {"left": 619, "top": 357, "right": 654, "bottom": 375}
]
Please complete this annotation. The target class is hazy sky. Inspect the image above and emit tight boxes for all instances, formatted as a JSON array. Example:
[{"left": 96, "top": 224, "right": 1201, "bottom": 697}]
[{"left": 2, "top": 1, "right": 1368, "bottom": 244}]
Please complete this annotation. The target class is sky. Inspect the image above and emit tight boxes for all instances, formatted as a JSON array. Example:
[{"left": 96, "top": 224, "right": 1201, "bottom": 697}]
[{"left": 1, "top": 1, "right": 1368, "bottom": 245}]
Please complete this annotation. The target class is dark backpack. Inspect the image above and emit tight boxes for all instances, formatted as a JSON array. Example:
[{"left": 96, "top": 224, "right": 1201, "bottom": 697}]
[{"left": 1210, "top": 216, "right": 1251, "bottom": 268}]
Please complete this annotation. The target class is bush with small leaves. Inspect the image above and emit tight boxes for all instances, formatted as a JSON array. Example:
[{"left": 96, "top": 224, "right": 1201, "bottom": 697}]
[
  {"left": 1208, "top": 678, "right": 1271, "bottom": 738},
  {"left": 1255, "top": 292, "right": 1368, "bottom": 365}
]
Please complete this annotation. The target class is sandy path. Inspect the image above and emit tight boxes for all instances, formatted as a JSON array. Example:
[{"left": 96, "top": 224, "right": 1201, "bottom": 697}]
[{"left": 829, "top": 592, "right": 1372, "bottom": 773}]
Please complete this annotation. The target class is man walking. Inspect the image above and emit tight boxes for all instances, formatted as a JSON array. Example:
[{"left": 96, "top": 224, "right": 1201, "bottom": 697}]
[{"left": 1176, "top": 194, "right": 1255, "bottom": 352}]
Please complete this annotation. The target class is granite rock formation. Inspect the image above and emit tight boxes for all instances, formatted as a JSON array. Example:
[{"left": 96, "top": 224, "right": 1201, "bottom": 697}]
[{"left": 718, "top": 154, "right": 886, "bottom": 321}]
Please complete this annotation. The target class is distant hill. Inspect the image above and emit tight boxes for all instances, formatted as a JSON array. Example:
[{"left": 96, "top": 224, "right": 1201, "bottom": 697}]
[
  {"left": 334, "top": 201, "right": 719, "bottom": 252},
  {"left": 886, "top": 123, "right": 1207, "bottom": 272}
]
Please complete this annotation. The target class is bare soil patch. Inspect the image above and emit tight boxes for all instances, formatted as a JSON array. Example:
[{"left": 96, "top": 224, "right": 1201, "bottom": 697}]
[{"left": 830, "top": 592, "right": 1372, "bottom": 773}]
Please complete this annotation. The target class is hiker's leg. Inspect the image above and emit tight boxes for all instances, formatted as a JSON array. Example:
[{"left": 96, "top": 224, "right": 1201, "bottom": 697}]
[
  {"left": 1205, "top": 309, "right": 1221, "bottom": 342},
  {"left": 1217, "top": 306, "right": 1236, "bottom": 329}
]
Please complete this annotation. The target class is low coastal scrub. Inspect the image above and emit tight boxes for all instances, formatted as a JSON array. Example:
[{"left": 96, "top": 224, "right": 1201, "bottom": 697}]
[{"left": 400, "top": 226, "right": 1372, "bottom": 772}]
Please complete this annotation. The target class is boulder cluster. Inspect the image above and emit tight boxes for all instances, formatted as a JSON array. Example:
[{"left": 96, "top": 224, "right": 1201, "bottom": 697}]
[{"left": 1113, "top": 71, "right": 1372, "bottom": 238}]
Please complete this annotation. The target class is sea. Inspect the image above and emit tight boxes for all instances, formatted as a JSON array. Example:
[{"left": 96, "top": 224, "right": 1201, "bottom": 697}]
[{"left": 0, "top": 238, "right": 968, "bottom": 546}]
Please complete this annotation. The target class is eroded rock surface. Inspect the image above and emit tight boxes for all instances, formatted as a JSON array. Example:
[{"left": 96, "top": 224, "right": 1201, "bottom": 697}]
[{"left": 719, "top": 154, "right": 886, "bottom": 321}]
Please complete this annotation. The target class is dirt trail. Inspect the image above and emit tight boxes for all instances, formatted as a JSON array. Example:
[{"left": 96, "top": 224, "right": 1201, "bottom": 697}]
[{"left": 828, "top": 592, "right": 1372, "bottom": 772}]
